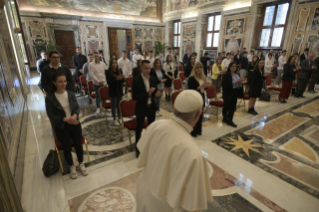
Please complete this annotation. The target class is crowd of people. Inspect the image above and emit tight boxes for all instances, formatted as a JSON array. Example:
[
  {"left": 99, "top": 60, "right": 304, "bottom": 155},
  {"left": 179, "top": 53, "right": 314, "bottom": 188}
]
[{"left": 36, "top": 46, "right": 319, "bottom": 178}]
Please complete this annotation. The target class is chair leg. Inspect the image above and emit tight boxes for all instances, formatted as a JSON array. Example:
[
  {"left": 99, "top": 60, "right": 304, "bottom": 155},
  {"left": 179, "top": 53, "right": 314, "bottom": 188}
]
[
  {"left": 85, "top": 141, "right": 91, "bottom": 162},
  {"left": 127, "top": 130, "right": 133, "bottom": 150},
  {"left": 120, "top": 126, "right": 124, "bottom": 140},
  {"left": 56, "top": 147, "right": 64, "bottom": 173}
]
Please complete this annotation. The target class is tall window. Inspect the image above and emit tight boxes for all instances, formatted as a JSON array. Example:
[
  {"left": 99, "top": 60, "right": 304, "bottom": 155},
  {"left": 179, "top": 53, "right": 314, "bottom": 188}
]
[
  {"left": 258, "top": 1, "right": 290, "bottom": 49},
  {"left": 173, "top": 20, "right": 181, "bottom": 49},
  {"left": 206, "top": 14, "right": 221, "bottom": 49}
]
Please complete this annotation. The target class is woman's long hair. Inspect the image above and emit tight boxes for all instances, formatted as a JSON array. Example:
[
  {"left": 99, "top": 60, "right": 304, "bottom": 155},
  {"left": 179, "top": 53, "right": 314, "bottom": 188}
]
[
  {"left": 215, "top": 57, "right": 222, "bottom": 67},
  {"left": 226, "top": 62, "right": 237, "bottom": 73},
  {"left": 185, "top": 56, "right": 195, "bottom": 68},
  {"left": 286, "top": 56, "right": 294, "bottom": 65},
  {"left": 189, "top": 61, "right": 205, "bottom": 81},
  {"left": 153, "top": 58, "right": 162, "bottom": 70},
  {"left": 166, "top": 55, "right": 172, "bottom": 64},
  {"left": 256, "top": 59, "right": 265, "bottom": 74},
  {"left": 51, "top": 72, "right": 66, "bottom": 92},
  {"left": 251, "top": 55, "right": 258, "bottom": 68},
  {"left": 108, "top": 58, "right": 121, "bottom": 76}
]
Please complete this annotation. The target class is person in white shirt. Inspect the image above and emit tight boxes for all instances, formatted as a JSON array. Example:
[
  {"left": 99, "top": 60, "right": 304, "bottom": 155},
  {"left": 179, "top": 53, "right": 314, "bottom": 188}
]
[
  {"left": 172, "top": 49, "right": 181, "bottom": 78},
  {"left": 83, "top": 53, "right": 94, "bottom": 81},
  {"left": 155, "top": 52, "right": 165, "bottom": 66},
  {"left": 146, "top": 51, "right": 155, "bottom": 68},
  {"left": 247, "top": 50, "right": 254, "bottom": 63},
  {"left": 89, "top": 52, "right": 108, "bottom": 115},
  {"left": 222, "top": 52, "right": 232, "bottom": 69},
  {"left": 265, "top": 53, "right": 274, "bottom": 75},
  {"left": 275, "top": 50, "right": 287, "bottom": 86},
  {"left": 265, "top": 49, "right": 275, "bottom": 64},
  {"left": 136, "top": 90, "right": 212, "bottom": 212},
  {"left": 133, "top": 48, "right": 143, "bottom": 68},
  {"left": 165, "top": 47, "right": 173, "bottom": 61},
  {"left": 118, "top": 50, "right": 132, "bottom": 78}
]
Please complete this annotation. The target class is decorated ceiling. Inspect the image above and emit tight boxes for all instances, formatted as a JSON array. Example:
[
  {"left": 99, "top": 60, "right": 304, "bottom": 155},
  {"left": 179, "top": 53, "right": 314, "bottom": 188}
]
[{"left": 26, "top": 0, "right": 158, "bottom": 17}]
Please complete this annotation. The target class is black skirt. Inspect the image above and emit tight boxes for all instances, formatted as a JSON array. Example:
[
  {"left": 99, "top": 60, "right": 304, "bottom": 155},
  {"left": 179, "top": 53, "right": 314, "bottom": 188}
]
[
  {"left": 165, "top": 72, "right": 173, "bottom": 87},
  {"left": 249, "top": 82, "right": 263, "bottom": 98}
]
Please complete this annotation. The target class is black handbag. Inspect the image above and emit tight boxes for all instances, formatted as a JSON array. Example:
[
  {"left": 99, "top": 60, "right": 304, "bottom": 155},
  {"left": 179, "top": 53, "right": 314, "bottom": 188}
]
[
  {"left": 42, "top": 150, "right": 60, "bottom": 177},
  {"left": 259, "top": 90, "right": 271, "bottom": 102}
]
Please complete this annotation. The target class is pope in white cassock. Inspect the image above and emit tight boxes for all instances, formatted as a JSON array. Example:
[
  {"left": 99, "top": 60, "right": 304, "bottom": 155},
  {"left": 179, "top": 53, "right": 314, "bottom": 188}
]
[{"left": 136, "top": 90, "right": 212, "bottom": 212}]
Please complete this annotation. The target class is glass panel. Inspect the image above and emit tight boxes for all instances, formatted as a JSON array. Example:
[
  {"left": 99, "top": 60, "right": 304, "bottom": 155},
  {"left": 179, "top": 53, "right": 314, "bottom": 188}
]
[
  {"left": 271, "top": 27, "right": 284, "bottom": 47},
  {"left": 178, "top": 22, "right": 181, "bottom": 34},
  {"left": 263, "top": 6, "right": 275, "bottom": 26},
  {"left": 275, "top": 3, "right": 289, "bottom": 25},
  {"left": 18, "top": 34, "right": 28, "bottom": 63},
  {"left": 177, "top": 36, "right": 180, "bottom": 47},
  {"left": 10, "top": 1, "right": 20, "bottom": 28},
  {"left": 206, "top": 33, "right": 212, "bottom": 47},
  {"left": 215, "top": 15, "right": 221, "bottom": 31},
  {"left": 259, "top": 29, "right": 271, "bottom": 47},
  {"left": 207, "top": 16, "right": 214, "bottom": 31},
  {"left": 213, "top": 33, "right": 219, "bottom": 47},
  {"left": 174, "top": 36, "right": 177, "bottom": 47},
  {"left": 174, "top": 22, "right": 178, "bottom": 34}
]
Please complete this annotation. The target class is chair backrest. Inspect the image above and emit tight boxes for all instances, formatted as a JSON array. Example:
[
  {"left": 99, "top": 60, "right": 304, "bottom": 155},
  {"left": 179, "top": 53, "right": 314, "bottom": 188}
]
[
  {"left": 206, "top": 85, "right": 216, "bottom": 99},
  {"left": 126, "top": 77, "right": 133, "bottom": 87},
  {"left": 99, "top": 86, "right": 110, "bottom": 101},
  {"left": 266, "top": 76, "right": 272, "bottom": 86},
  {"left": 88, "top": 80, "right": 94, "bottom": 92},
  {"left": 120, "top": 99, "right": 136, "bottom": 117},
  {"left": 178, "top": 65, "right": 183, "bottom": 71},
  {"left": 75, "top": 75, "right": 79, "bottom": 82},
  {"left": 296, "top": 71, "right": 300, "bottom": 79},
  {"left": 80, "top": 75, "right": 87, "bottom": 86},
  {"left": 171, "top": 91, "right": 181, "bottom": 106},
  {"left": 173, "top": 79, "right": 182, "bottom": 90},
  {"left": 179, "top": 72, "right": 185, "bottom": 81}
]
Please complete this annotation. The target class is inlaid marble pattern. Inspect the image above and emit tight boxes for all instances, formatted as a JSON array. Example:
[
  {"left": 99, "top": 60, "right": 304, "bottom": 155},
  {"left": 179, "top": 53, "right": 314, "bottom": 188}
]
[
  {"left": 296, "top": 8, "right": 310, "bottom": 32},
  {"left": 294, "top": 98, "right": 319, "bottom": 117}
]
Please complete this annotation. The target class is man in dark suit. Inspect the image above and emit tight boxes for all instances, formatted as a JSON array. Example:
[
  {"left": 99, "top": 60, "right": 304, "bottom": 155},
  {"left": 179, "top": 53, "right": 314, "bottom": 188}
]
[
  {"left": 294, "top": 53, "right": 316, "bottom": 98},
  {"left": 72, "top": 47, "right": 87, "bottom": 88},
  {"left": 233, "top": 50, "right": 241, "bottom": 65},
  {"left": 183, "top": 49, "right": 191, "bottom": 65},
  {"left": 132, "top": 60, "right": 161, "bottom": 158},
  {"left": 36, "top": 51, "right": 50, "bottom": 91},
  {"left": 200, "top": 52, "right": 210, "bottom": 76},
  {"left": 308, "top": 56, "right": 319, "bottom": 93},
  {"left": 300, "top": 48, "right": 309, "bottom": 63}
]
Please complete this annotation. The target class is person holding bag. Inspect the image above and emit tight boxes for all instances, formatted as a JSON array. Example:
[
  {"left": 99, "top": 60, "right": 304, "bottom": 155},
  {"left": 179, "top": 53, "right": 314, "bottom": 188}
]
[
  {"left": 222, "top": 62, "right": 245, "bottom": 127},
  {"left": 45, "top": 72, "right": 88, "bottom": 179}
]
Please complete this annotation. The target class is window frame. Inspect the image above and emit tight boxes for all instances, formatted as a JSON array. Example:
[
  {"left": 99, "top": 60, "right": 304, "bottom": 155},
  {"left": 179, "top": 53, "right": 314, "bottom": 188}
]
[
  {"left": 257, "top": 1, "right": 291, "bottom": 50},
  {"left": 205, "top": 13, "right": 221, "bottom": 50},
  {"left": 173, "top": 20, "right": 181, "bottom": 51}
]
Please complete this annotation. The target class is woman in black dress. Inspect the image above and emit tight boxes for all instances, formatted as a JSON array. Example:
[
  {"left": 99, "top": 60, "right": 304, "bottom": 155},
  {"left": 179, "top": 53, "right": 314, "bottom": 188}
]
[
  {"left": 188, "top": 62, "right": 210, "bottom": 137},
  {"left": 184, "top": 56, "right": 195, "bottom": 89},
  {"left": 246, "top": 55, "right": 258, "bottom": 93},
  {"left": 222, "top": 62, "right": 245, "bottom": 127},
  {"left": 106, "top": 59, "right": 125, "bottom": 125},
  {"left": 132, "top": 59, "right": 142, "bottom": 78},
  {"left": 248, "top": 59, "right": 270, "bottom": 115},
  {"left": 163, "top": 55, "right": 175, "bottom": 101}
]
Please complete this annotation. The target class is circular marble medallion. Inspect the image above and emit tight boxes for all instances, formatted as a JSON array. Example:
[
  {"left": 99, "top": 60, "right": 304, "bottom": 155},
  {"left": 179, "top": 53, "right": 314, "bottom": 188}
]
[
  {"left": 78, "top": 187, "right": 136, "bottom": 212},
  {"left": 206, "top": 161, "right": 213, "bottom": 178}
]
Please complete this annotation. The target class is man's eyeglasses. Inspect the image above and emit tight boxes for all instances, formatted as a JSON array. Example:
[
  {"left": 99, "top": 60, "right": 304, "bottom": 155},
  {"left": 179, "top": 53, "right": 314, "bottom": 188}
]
[{"left": 51, "top": 57, "right": 60, "bottom": 59}]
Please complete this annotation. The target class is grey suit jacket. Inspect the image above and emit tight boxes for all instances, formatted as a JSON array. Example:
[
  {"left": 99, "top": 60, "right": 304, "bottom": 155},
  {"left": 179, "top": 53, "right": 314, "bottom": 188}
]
[{"left": 299, "top": 60, "right": 314, "bottom": 79}]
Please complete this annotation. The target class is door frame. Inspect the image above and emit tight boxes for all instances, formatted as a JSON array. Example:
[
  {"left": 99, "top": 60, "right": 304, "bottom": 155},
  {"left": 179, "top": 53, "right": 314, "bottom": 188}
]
[{"left": 47, "top": 24, "right": 81, "bottom": 49}]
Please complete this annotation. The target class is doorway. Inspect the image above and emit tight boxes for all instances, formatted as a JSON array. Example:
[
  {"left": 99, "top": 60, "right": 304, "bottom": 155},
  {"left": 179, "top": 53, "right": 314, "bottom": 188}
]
[
  {"left": 54, "top": 30, "right": 75, "bottom": 68},
  {"left": 108, "top": 28, "right": 132, "bottom": 60}
]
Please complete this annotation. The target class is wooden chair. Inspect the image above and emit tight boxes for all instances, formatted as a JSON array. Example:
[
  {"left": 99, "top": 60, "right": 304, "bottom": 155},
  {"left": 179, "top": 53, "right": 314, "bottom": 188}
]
[
  {"left": 119, "top": 99, "right": 148, "bottom": 150},
  {"left": 79, "top": 76, "right": 88, "bottom": 96},
  {"left": 237, "top": 94, "right": 250, "bottom": 112},
  {"left": 98, "top": 86, "right": 112, "bottom": 121},
  {"left": 88, "top": 80, "right": 95, "bottom": 108},
  {"left": 205, "top": 85, "right": 224, "bottom": 121},
  {"left": 173, "top": 79, "right": 182, "bottom": 91},
  {"left": 267, "top": 76, "right": 282, "bottom": 102},
  {"left": 171, "top": 91, "right": 182, "bottom": 110}
]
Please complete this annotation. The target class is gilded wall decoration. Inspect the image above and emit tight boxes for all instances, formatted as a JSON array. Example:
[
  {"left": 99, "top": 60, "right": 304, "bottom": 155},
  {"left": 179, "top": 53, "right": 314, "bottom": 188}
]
[
  {"left": 144, "top": 41, "right": 153, "bottom": 53},
  {"left": 86, "top": 25, "right": 99, "bottom": 39},
  {"left": 296, "top": 8, "right": 310, "bottom": 32},
  {"left": 27, "top": 0, "right": 158, "bottom": 17},
  {"left": 53, "top": 19, "right": 72, "bottom": 25},
  {"left": 135, "top": 41, "right": 142, "bottom": 52},
  {"left": 183, "top": 24, "right": 196, "bottom": 39},
  {"left": 80, "top": 24, "right": 86, "bottom": 39},
  {"left": 182, "top": 40, "right": 195, "bottom": 55},
  {"left": 311, "top": 8, "right": 319, "bottom": 31},
  {"left": 144, "top": 28, "right": 153, "bottom": 40},
  {"left": 88, "top": 40, "right": 100, "bottom": 54},
  {"left": 134, "top": 28, "right": 142, "bottom": 39},
  {"left": 171, "top": 0, "right": 182, "bottom": 11},
  {"left": 224, "top": 38, "right": 242, "bottom": 53},
  {"left": 291, "top": 34, "right": 304, "bottom": 55},
  {"left": 225, "top": 18, "right": 245, "bottom": 36},
  {"left": 154, "top": 28, "right": 162, "bottom": 40},
  {"left": 21, "top": 21, "right": 33, "bottom": 63},
  {"left": 32, "top": 39, "right": 47, "bottom": 59},
  {"left": 28, "top": 21, "right": 46, "bottom": 37}
]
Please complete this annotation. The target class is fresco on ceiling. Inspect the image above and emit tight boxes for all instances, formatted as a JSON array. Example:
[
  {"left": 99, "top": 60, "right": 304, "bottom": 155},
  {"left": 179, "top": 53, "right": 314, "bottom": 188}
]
[
  {"left": 168, "top": 0, "right": 207, "bottom": 12},
  {"left": 28, "top": 0, "right": 158, "bottom": 17}
]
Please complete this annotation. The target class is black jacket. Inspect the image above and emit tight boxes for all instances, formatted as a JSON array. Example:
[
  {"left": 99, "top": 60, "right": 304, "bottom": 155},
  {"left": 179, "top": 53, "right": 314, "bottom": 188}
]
[
  {"left": 150, "top": 68, "right": 168, "bottom": 85},
  {"left": 72, "top": 54, "right": 87, "bottom": 74},
  {"left": 282, "top": 64, "right": 296, "bottom": 81},
  {"left": 300, "top": 53, "right": 307, "bottom": 63},
  {"left": 233, "top": 54, "right": 241, "bottom": 64},
  {"left": 299, "top": 60, "right": 314, "bottom": 80},
  {"left": 36, "top": 58, "right": 50, "bottom": 74},
  {"left": 45, "top": 91, "right": 80, "bottom": 129},
  {"left": 41, "top": 65, "right": 75, "bottom": 93},
  {"left": 105, "top": 69, "right": 125, "bottom": 97},
  {"left": 222, "top": 72, "right": 244, "bottom": 99},
  {"left": 240, "top": 57, "right": 249, "bottom": 69},
  {"left": 184, "top": 65, "right": 193, "bottom": 78},
  {"left": 132, "top": 74, "right": 158, "bottom": 115},
  {"left": 200, "top": 56, "right": 210, "bottom": 75},
  {"left": 132, "top": 67, "right": 141, "bottom": 78}
]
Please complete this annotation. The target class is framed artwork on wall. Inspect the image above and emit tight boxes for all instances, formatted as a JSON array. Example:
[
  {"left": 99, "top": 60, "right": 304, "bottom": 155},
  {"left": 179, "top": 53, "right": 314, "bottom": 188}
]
[{"left": 225, "top": 18, "right": 245, "bottom": 36}]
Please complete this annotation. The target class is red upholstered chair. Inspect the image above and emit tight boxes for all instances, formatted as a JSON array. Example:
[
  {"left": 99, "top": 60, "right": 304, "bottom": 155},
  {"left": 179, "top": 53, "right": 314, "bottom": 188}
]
[
  {"left": 171, "top": 91, "right": 182, "bottom": 109},
  {"left": 179, "top": 72, "right": 186, "bottom": 85},
  {"left": 50, "top": 121, "right": 90, "bottom": 174},
  {"left": 178, "top": 65, "right": 183, "bottom": 72},
  {"left": 79, "top": 76, "right": 88, "bottom": 96},
  {"left": 74, "top": 75, "right": 79, "bottom": 93},
  {"left": 98, "top": 86, "right": 112, "bottom": 121},
  {"left": 238, "top": 94, "right": 250, "bottom": 112},
  {"left": 126, "top": 77, "right": 133, "bottom": 98},
  {"left": 119, "top": 99, "right": 148, "bottom": 149},
  {"left": 88, "top": 80, "right": 95, "bottom": 108},
  {"left": 173, "top": 79, "right": 182, "bottom": 91},
  {"left": 267, "top": 77, "right": 281, "bottom": 101},
  {"left": 205, "top": 85, "right": 224, "bottom": 121}
]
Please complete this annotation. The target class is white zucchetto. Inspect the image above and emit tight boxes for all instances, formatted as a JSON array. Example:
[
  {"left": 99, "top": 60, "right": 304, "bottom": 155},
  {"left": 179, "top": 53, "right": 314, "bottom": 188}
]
[{"left": 174, "top": 90, "right": 203, "bottom": 113}]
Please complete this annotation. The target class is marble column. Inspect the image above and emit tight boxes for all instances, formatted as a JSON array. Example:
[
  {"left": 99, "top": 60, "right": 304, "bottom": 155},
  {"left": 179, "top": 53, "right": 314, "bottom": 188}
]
[{"left": 283, "top": 0, "right": 298, "bottom": 51}]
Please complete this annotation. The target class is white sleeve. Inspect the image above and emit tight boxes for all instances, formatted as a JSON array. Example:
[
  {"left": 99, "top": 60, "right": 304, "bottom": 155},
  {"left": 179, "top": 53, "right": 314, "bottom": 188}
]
[{"left": 90, "top": 64, "right": 100, "bottom": 83}]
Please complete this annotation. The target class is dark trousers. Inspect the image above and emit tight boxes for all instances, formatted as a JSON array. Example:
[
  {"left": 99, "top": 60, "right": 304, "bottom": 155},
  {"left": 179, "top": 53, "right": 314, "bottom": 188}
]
[
  {"left": 191, "top": 93, "right": 204, "bottom": 135},
  {"left": 279, "top": 80, "right": 293, "bottom": 99},
  {"left": 308, "top": 71, "right": 319, "bottom": 91},
  {"left": 76, "top": 71, "right": 83, "bottom": 89},
  {"left": 110, "top": 94, "right": 122, "bottom": 118},
  {"left": 295, "top": 78, "right": 309, "bottom": 96},
  {"left": 222, "top": 89, "right": 238, "bottom": 122},
  {"left": 135, "top": 106, "right": 156, "bottom": 144},
  {"left": 55, "top": 123, "right": 83, "bottom": 166}
]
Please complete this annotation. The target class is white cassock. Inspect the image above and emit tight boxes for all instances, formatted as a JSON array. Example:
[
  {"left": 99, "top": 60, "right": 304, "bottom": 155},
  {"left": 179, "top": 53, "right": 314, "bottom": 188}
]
[{"left": 136, "top": 116, "right": 212, "bottom": 212}]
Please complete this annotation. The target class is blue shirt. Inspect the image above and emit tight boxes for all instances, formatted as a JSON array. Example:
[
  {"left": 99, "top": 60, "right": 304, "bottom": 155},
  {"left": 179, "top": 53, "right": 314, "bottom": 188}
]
[{"left": 232, "top": 74, "right": 242, "bottom": 89}]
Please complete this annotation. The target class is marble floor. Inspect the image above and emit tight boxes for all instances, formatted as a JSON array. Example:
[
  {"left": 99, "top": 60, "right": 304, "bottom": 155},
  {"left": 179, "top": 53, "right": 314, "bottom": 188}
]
[{"left": 21, "top": 71, "right": 319, "bottom": 212}]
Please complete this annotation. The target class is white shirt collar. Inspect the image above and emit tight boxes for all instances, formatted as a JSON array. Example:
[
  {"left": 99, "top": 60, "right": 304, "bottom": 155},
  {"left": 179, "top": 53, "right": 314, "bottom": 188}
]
[
  {"left": 171, "top": 116, "right": 193, "bottom": 133},
  {"left": 141, "top": 73, "right": 149, "bottom": 81},
  {"left": 49, "top": 63, "right": 61, "bottom": 69}
]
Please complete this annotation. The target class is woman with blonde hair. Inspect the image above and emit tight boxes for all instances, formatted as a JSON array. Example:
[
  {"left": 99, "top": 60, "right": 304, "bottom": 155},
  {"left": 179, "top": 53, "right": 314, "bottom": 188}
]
[
  {"left": 211, "top": 57, "right": 227, "bottom": 92},
  {"left": 188, "top": 62, "right": 211, "bottom": 137}
]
